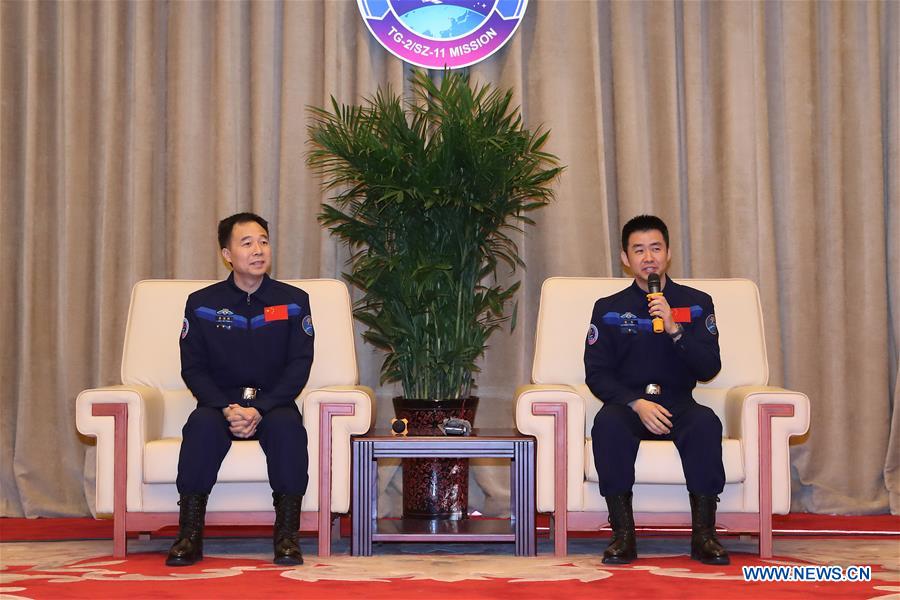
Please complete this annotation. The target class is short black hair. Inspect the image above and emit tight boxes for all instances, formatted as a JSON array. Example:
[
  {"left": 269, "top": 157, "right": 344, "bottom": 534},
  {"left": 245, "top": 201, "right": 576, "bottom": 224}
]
[
  {"left": 217, "top": 212, "right": 269, "bottom": 249},
  {"left": 621, "top": 214, "right": 669, "bottom": 251}
]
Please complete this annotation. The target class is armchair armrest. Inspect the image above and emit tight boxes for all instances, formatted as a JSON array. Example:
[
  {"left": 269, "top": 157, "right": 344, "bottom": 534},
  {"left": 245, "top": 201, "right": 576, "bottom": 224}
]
[
  {"left": 75, "top": 385, "right": 164, "bottom": 515},
  {"left": 725, "top": 385, "right": 810, "bottom": 514},
  {"left": 514, "top": 384, "right": 586, "bottom": 513},
  {"left": 302, "top": 385, "right": 375, "bottom": 515}
]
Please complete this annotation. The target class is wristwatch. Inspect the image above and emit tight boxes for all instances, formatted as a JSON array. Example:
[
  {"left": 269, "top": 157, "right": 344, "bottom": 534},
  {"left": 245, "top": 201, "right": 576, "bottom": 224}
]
[{"left": 669, "top": 323, "right": 684, "bottom": 342}]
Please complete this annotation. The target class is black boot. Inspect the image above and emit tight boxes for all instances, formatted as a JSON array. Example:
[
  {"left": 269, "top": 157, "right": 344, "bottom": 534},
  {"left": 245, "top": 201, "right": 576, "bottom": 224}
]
[
  {"left": 165, "top": 493, "right": 208, "bottom": 566},
  {"left": 689, "top": 493, "right": 730, "bottom": 565},
  {"left": 602, "top": 492, "right": 637, "bottom": 564},
  {"left": 273, "top": 492, "right": 304, "bottom": 565}
]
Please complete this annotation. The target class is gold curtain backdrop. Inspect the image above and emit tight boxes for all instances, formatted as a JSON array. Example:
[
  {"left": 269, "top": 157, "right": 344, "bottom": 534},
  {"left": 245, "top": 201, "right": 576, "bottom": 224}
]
[{"left": 1, "top": 0, "right": 897, "bottom": 517}]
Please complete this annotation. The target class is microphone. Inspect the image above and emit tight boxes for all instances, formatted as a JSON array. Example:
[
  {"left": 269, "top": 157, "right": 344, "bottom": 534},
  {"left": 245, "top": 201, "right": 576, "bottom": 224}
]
[{"left": 647, "top": 273, "right": 664, "bottom": 334}]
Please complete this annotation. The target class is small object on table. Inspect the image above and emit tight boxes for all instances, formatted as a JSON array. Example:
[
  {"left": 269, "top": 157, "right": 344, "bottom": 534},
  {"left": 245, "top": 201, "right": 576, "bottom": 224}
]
[
  {"left": 439, "top": 418, "right": 472, "bottom": 436},
  {"left": 390, "top": 417, "right": 408, "bottom": 436}
]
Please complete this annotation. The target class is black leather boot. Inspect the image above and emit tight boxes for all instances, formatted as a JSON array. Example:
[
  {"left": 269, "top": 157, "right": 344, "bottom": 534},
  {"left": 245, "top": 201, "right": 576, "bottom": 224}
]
[
  {"left": 689, "top": 493, "right": 730, "bottom": 565},
  {"left": 165, "top": 493, "right": 208, "bottom": 566},
  {"left": 273, "top": 492, "right": 304, "bottom": 565},
  {"left": 602, "top": 492, "right": 637, "bottom": 564}
]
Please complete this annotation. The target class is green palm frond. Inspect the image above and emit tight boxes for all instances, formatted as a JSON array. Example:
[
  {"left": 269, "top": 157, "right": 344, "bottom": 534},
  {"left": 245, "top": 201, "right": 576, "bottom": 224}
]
[{"left": 307, "top": 69, "right": 564, "bottom": 400}]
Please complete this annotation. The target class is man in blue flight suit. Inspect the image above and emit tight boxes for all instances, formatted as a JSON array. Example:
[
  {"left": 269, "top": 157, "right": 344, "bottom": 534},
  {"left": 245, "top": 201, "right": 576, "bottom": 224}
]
[
  {"left": 167, "top": 212, "right": 314, "bottom": 567},
  {"left": 585, "top": 215, "right": 729, "bottom": 565}
]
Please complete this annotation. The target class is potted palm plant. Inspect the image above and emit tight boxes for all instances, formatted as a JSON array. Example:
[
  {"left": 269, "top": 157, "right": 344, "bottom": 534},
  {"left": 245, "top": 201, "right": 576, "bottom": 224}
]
[{"left": 307, "top": 69, "right": 562, "bottom": 520}]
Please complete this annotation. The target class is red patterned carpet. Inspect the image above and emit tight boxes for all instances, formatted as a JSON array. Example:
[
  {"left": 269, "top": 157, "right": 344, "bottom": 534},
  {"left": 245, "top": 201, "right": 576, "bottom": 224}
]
[
  {"left": 2, "top": 516, "right": 898, "bottom": 599},
  {"left": 3, "top": 549, "right": 897, "bottom": 599}
]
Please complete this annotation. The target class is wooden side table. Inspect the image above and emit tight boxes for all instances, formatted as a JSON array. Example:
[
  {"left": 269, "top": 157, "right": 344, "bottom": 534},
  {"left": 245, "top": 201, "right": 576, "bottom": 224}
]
[{"left": 351, "top": 429, "right": 536, "bottom": 556}]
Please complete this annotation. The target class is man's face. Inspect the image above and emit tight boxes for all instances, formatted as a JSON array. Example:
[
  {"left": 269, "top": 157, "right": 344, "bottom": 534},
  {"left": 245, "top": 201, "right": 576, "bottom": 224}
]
[
  {"left": 221, "top": 221, "right": 270, "bottom": 279},
  {"left": 621, "top": 229, "right": 671, "bottom": 287}
]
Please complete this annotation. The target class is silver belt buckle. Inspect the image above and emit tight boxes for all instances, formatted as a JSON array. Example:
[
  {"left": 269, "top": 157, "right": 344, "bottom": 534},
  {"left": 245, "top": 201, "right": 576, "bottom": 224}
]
[
  {"left": 644, "top": 383, "right": 662, "bottom": 396},
  {"left": 241, "top": 387, "right": 258, "bottom": 404}
]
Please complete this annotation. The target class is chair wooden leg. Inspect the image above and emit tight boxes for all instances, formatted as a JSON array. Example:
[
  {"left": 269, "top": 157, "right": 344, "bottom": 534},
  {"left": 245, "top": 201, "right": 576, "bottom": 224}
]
[
  {"left": 92, "top": 403, "right": 129, "bottom": 558},
  {"left": 758, "top": 403, "right": 794, "bottom": 559},
  {"left": 317, "top": 515, "right": 331, "bottom": 557},
  {"left": 553, "top": 512, "right": 568, "bottom": 557},
  {"left": 318, "top": 403, "right": 356, "bottom": 557},
  {"left": 113, "top": 515, "right": 127, "bottom": 558},
  {"left": 532, "top": 402, "right": 569, "bottom": 557}
]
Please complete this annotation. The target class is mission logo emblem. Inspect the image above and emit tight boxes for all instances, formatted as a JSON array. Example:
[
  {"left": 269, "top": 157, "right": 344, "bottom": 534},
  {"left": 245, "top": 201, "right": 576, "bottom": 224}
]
[{"left": 358, "top": 0, "right": 528, "bottom": 69}]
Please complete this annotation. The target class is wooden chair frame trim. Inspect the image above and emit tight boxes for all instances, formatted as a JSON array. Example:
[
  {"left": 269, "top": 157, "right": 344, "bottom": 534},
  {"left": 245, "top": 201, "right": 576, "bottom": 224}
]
[
  {"left": 92, "top": 401, "right": 356, "bottom": 558},
  {"left": 531, "top": 401, "right": 795, "bottom": 558}
]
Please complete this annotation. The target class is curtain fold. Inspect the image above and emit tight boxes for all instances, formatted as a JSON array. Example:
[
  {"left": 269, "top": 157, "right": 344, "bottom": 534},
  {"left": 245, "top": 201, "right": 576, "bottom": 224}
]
[
  {"left": 881, "top": 0, "right": 900, "bottom": 515},
  {"left": 2, "top": 0, "right": 896, "bottom": 517}
]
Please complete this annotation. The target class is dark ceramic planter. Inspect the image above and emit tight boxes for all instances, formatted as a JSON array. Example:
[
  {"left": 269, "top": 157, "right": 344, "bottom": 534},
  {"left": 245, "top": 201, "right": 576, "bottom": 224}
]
[{"left": 392, "top": 396, "right": 479, "bottom": 520}]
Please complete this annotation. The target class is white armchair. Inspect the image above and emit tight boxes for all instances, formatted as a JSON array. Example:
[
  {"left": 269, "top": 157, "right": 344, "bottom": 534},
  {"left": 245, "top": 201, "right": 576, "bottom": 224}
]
[
  {"left": 515, "top": 277, "right": 809, "bottom": 557},
  {"left": 76, "top": 279, "right": 374, "bottom": 557}
]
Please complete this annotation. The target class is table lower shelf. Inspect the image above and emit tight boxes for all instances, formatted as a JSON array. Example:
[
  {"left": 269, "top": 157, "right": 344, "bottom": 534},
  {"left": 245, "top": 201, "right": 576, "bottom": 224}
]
[{"left": 372, "top": 518, "right": 516, "bottom": 542}]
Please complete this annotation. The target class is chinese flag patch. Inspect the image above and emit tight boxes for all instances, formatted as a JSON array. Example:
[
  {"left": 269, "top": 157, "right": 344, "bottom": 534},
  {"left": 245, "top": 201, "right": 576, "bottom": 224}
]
[
  {"left": 671, "top": 307, "right": 692, "bottom": 323},
  {"left": 264, "top": 304, "right": 289, "bottom": 322}
]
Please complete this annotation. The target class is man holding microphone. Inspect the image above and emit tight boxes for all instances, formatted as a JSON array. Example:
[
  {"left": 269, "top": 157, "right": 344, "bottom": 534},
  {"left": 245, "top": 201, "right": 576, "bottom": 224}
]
[{"left": 584, "top": 215, "right": 729, "bottom": 565}]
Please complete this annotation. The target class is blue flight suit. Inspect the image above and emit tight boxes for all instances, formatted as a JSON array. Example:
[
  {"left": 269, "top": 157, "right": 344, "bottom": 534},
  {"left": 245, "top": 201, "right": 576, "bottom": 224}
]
[
  {"left": 177, "top": 273, "right": 314, "bottom": 496},
  {"left": 584, "top": 278, "right": 725, "bottom": 497}
]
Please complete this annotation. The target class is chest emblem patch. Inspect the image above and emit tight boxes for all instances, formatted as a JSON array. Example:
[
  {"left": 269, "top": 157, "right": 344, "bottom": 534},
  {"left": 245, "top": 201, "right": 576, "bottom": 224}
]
[
  {"left": 602, "top": 311, "right": 651, "bottom": 334},
  {"left": 619, "top": 312, "right": 639, "bottom": 334},
  {"left": 302, "top": 314, "right": 314, "bottom": 337},
  {"left": 706, "top": 313, "right": 718, "bottom": 335},
  {"left": 216, "top": 308, "right": 235, "bottom": 330}
]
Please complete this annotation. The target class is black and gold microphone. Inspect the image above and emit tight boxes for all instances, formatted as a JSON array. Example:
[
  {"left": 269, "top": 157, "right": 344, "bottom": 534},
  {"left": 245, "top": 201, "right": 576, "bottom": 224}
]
[{"left": 647, "top": 273, "right": 664, "bottom": 334}]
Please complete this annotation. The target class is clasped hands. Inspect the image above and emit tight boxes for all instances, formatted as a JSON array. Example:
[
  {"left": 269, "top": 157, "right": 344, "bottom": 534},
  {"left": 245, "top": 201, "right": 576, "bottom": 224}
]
[{"left": 223, "top": 404, "right": 261, "bottom": 438}]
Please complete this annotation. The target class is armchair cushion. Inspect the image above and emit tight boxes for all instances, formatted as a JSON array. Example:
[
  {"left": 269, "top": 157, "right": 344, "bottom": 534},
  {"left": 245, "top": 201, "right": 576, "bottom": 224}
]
[
  {"left": 584, "top": 438, "right": 745, "bottom": 484},
  {"left": 144, "top": 439, "right": 267, "bottom": 483}
]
